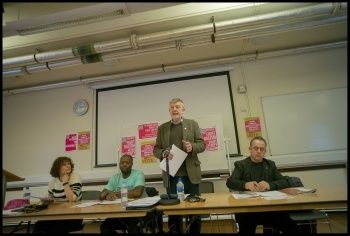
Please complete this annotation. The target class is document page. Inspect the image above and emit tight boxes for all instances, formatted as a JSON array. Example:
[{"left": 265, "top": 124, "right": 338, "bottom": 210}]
[
  {"left": 159, "top": 144, "right": 187, "bottom": 176},
  {"left": 232, "top": 190, "right": 292, "bottom": 200}
]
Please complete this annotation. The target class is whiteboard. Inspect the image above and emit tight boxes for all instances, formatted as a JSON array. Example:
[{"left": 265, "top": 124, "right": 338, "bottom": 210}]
[
  {"left": 118, "top": 115, "right": 229, "bottom": 177},
  {"left": 95, "top": 72, "right": 240, "bottom": 169},
  {"left": 261, "top": 87, "right": 347, "bottom": 155}
]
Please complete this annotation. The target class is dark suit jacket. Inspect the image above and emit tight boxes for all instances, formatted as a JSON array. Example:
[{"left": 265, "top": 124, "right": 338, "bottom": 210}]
[
  {"left": 153, "top": 118, "right": 206, "bottom": 188},
  {"left": 226, "top": 157, "right": 289, "bottom": 191}
]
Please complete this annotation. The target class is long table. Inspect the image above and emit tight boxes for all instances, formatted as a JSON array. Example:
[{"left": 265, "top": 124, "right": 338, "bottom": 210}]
[
  {"left": 3, "top": 200, "right": 149, "bottom": 222},
  {"left": 3, "top": 186, "right": 347, "bottom": 232},
  {"left": 157, "top": 185, "right": 347, "bottom": 232}
]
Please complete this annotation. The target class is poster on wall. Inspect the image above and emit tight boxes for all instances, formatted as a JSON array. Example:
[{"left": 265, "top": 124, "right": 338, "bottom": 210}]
[
  {"left": 202, "top": 127, "right": 219, "bottom": 151},
  {"left": 244, "top": 117, "right": 262, "bottom": 139},
  {"left": 140, "top": 140, "right": 157, "bottom": 164},
  {"left": 65, "top": 133, "right": 77, "bottom": 152},
  {"left": 121, "top": 136, "right": 136, "bottom": 157},
  {"left": 65, "top": 131, "right": 91, "bottom": 152},
  {"left": 138, "top": 122, "right": 158, "bottom": 139},
  {"left": 78, "top": 131, "right": 91, "bottom": 150}
]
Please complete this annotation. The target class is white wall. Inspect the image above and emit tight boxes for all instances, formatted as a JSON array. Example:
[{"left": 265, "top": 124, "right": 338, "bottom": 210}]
[{"left": 3, "top": 47, "right": 347, "bottom": 205}]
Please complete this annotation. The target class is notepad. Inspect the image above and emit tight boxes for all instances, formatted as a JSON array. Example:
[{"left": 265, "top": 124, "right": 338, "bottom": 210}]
[
  {"left": 125, "top": 196, "right": 160, "bottom": 210},
  {"left": 232, "top": 190, "right": 289, "bottom": 199}
]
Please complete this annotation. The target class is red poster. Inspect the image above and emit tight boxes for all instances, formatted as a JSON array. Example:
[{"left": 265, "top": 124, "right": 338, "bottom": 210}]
[
  {"left": 141, "top": 140, "right": 157, "bottom": 164},
  {"left": 202, "top": 127, "right": 219, "bottom": 151},
  {"left": 138, "top": 122, "right": 158, "bottom": 139},
  {"left": 65, "top": 133, "right": 77, "bottom": 152},
  {"left": 121, "top": 136, "right": 136, "bottom": 157},
  {"left": 245, "top": 117, "right": 262, "bottom": 138},
  {"left": 78, "top": 131, "right": 90, "bottom": 150}
]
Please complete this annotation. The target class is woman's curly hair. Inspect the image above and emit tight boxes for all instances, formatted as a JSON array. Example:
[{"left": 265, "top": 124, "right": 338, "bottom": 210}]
[{"left": 50, "top": 156, "right": 75, "bottom": 178}]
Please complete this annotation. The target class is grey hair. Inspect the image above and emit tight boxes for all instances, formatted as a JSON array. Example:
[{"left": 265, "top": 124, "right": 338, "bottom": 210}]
[{"left": 169, "top": 98, "right": 184, "bottom": 105}]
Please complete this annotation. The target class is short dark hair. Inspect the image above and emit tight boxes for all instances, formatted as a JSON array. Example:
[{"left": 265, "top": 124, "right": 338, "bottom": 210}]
[
  {"left": 250, "top": 136, "right": 267, "bottom": 147},
  {"left": 50, "top": 156, "right": 74, "bottom": 178},
  {"left": 120, "top": 154, "right": 133, "bottom": 163}
]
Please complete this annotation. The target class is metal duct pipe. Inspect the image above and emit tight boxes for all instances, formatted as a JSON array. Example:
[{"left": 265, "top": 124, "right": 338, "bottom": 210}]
[
  {"left": 2, "top": 3, "right": 347, "bottom": 76},
  {"left": 83, "top": 41, "right": 347, "bottom": 86},
  {"left": 12, "top": 13, "right": 347, "bottom": 77},
  {"left": 3, "top": 40, "right": 346, "bottom": 96}
]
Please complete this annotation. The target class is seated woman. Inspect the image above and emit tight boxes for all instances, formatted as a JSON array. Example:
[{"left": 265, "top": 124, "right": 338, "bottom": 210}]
[{"left": 32, "top": 156, "right": 83, "bottom": 234}]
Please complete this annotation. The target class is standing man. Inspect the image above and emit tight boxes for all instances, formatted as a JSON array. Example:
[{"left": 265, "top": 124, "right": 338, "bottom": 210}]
[
  {"left": 153, "top": 98, "right": 206, "bottom": 233},
  {"left": 226, "top": 136, "right": 302, "bottom": 233},
  {"left": 99, "top": 154, "right": 148, "bottom": 234}
]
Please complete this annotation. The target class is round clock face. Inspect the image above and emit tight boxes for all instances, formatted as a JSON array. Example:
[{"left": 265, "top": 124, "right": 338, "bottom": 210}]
[{"left": 73, "top": 99, "right": 89, "bottom": 116}]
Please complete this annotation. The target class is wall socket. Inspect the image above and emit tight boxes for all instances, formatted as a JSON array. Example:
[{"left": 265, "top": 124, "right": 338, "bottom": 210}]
[
  {"left": 238, "top": 85, "right": 246, "bottom": 93},
  {"left": 240, "top": 106, "right": 247, "bottom": 112}
]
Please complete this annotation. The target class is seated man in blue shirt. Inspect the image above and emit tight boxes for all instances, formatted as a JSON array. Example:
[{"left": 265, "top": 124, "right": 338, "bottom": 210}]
[{"left": 99, "top": 154, "right": 149, "bottom": 234}]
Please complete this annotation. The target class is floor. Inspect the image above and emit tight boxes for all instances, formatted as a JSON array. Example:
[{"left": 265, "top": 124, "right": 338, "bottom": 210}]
[{"left": 2, "top": 212, "right": 347, "bottom": 234}]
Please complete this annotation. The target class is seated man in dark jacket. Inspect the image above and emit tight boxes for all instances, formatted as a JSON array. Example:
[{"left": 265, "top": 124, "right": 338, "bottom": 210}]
[{"left": 226, "top": 136, "right": 303, "bottom": 234}]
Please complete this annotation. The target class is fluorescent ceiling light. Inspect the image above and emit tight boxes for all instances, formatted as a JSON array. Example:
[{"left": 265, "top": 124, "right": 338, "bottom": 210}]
[{"left": 4, "top": 3, "right": 130, "bottom": 36}]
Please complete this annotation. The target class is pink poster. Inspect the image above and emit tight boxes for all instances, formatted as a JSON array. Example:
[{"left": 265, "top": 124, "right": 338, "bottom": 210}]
[
  {"left": 78, "top": 131, "right": 90, "bottom": 150},
  {"left": 121, "top": 136, "right": 136, "bottom": 157},
  {"left": 138, "top": 122, "right": 158, "bottom": 139},
  {"left": 245, "top": 117, "right": 262, "bottom": 138},
  {"left": 140, "top": 140, "right": 157, "bottom": 164},
  {"left": 65, "top": 133, "right": 77, "bottom": 152},
  {"left": 202, "top": 127, "right": 219, "bottom": 151}
]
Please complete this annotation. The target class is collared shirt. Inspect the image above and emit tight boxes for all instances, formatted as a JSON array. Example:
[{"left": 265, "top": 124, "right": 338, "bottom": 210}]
[{"left": 171, "top": 117, "right": 183, "bottom": 124}]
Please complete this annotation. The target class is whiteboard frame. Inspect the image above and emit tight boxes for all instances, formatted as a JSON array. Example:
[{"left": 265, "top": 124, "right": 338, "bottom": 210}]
[
  {"left": 95, "top": 71, "right": 240, "bottom": 169},
  {"left": 261, "top": 87, "right": 347, "bottom": 156}
]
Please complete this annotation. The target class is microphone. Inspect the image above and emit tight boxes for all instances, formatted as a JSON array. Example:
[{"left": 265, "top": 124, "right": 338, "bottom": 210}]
[
  {"left": 159, "top": 145, "right": 180, "bottom": 205},
  {"left": 163, "top": 146, "right": 171, "bottom": 158}
]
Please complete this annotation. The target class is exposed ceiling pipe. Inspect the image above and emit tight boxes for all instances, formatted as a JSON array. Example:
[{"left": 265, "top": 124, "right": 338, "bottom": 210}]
[
  {"left": 84, "top": 41, "right": 347, "bottom": 85},
  {"left": 3, "top": 13, "right": 346, "bottom": 79},
  {"left": 3, "top": 40, "right": 346, "bottom": 96},
  {"left": 2, "top": 2, "right": 347, "bottom": 78}
]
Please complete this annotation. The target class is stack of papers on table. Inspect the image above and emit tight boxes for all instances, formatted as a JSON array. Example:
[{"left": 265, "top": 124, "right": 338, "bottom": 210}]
[
  {"left": 72, "top": 199, "right": 122, "bottom": 208},
  {"left": 232, "top": 190, "right": 293, "bottom": 200},
  {"left": 125, "top": 196, "right": 160, "bottom": 210},
  {"left": 279, "top": 187, "right": 317, "bottom": 195}
]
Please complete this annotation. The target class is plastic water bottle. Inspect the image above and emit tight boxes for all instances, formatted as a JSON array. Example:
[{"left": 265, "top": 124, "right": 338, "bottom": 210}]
[
  {"left": 23, "top": 186, "right": 31, "bottom": 202},
  {"left": 121, "top": 181, "right": 128, "bottom": 207},
  {"left": 176, "top": 177, "right": 185, "bottom": 201}
]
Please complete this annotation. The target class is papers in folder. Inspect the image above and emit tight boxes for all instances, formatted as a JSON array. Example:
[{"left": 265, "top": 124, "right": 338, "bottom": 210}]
[
  {"left": 125, "top": 196, "right": 160, "bottom": 210},
  {"left": 232, "top": 190, "right": 293, "bottom": 200},
  {"left": 159, "top": 144, "right": 187, "bottom": 177},
  {"left": 279, "top": 187, "right": 317, "bottom": 195}
]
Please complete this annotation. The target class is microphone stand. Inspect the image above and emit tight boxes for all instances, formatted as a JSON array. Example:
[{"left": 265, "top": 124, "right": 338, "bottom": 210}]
[{"left": 159, "top": 151, "right": 180, "bottom": 205}]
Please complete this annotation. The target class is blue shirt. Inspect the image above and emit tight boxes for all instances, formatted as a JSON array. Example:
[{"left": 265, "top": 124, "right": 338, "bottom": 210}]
[{"left": 105, "top": 169, "right": 148, "bottom": 198}]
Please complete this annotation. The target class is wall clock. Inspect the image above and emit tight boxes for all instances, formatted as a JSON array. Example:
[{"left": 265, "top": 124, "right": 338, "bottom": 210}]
[{"left": 73, "top": 99, "right": 89, "bottom": 116}]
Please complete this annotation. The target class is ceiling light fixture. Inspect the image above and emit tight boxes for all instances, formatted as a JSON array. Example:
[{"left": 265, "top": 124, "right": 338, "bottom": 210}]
[{"left": 4, "top": 3, "right": 130, "bottom": 37}]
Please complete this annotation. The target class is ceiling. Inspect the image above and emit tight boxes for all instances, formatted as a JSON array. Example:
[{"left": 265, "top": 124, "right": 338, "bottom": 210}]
[{"left": 2, "top": 2, "right": 348, "bottom": 93}]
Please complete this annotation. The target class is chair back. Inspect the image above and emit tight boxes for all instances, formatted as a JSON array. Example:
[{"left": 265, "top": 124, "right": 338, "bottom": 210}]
[
  {"left": 287, "top": 176, "right": 304, "bottom": 187},
  {"left": 145, "top": 187, "right": 159, "bottom": 197},
  {"left": 199, "top": 181, "right": 214, "bottom": 194},
  {"left": 82, "top": 190, "right": 101, "bottom": 200}
]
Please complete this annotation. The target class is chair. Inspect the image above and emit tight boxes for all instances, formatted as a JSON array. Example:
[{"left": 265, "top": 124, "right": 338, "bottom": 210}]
[
  {"left": 288, "top": 209, "right": 332, "bottom": 233},
  {"left": 286, "top": 176, "right": 332, "bottom": 233},
  {"left": 199, "top": 181, "right": 236, "bottom": 233},
  {"left": 199, "top": 181, "right": 214, "bottom": 232},
  {"left": 144, "top": 187, "right": 164, "bottom": 234},
  {"left": 80, "top": 190, "right": 102, "bottom": 233}
]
